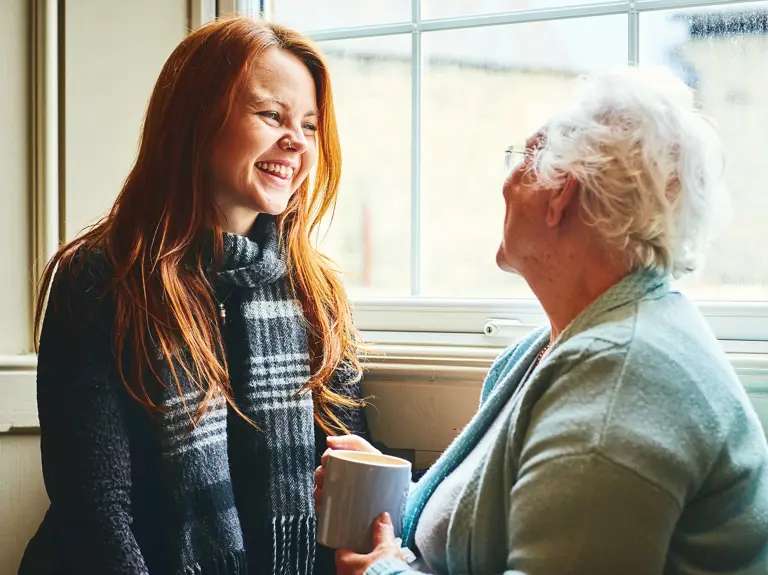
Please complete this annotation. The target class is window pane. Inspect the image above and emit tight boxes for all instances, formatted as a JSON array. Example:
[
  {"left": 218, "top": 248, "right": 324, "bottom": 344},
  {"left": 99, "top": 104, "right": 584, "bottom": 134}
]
[
  {"left": 420, "top": 15, "right": 628, "bottom": 298},
  {"left": 422, "top": 0, "right": 617, "bottom": 20},
  {"left": 315, "top": 36, "right": 412, "bottom": 297},
  {"left": 264, "top": 0, "right": 411, "bottom": 32},
  {"left": 640, "top": 3, "right": 768, "bottom": 301}
]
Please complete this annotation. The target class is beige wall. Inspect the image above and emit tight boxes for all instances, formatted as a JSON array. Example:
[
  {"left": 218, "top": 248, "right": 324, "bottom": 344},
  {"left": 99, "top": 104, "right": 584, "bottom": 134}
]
[
  {"left": 0, "top": 436, "right": 47, "bottom": 574},
  {"left": 0, "top": 0, "right": 31, "bottom": 355},
  {"left": 64, "top": 0, "right": 188, "bottom": 239}
]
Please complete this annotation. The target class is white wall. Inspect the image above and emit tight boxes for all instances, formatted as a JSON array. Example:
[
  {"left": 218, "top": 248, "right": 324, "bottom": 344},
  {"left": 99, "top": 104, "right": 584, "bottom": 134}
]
[
  {"left": 0, "top": 0, "right": 31, "bottom": 356},
  {"left": 0, "top": 1, "right": 188, "bottom": 573},
  {"left": 64, "top": 0, "right": 188, "bottom": 238}
]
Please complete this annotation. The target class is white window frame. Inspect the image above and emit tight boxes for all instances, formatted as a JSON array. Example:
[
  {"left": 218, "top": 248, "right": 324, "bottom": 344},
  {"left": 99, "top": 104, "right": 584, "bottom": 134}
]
[
  {"left": 237, "top": 0, "right": 768, "bottom": 349},
  {"left": 190, "top": 0, "right": 217, "bottom": 28}
]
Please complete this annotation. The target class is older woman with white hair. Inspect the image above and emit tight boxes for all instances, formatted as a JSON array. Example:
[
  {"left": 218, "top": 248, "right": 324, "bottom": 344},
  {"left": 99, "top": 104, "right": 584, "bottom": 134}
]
[{"left": 316, "top": 66, "right": 768, "bottom": 575}]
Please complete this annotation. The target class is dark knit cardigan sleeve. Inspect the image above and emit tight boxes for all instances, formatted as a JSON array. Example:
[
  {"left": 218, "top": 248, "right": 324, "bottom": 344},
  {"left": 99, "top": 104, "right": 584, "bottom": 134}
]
[
  {"left": 314, "top": 360, "right": 371, "bottom": 461},
  {"left": 34, "top": 263, "right": 149, "bottom": 574}
]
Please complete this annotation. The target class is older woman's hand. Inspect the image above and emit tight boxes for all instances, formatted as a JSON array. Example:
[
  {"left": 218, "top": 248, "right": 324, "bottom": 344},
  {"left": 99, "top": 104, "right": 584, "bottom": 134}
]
[
  {"left": 314, "top": 434, "right": 380, "bottom": 512},
  {"left": 335, "top": 513, "right": 406, "bottom": 575}
]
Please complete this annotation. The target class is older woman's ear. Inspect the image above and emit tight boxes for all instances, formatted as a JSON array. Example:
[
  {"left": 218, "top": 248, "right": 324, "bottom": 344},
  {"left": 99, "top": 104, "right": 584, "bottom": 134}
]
[{"left": 546, "top": 174, "right": 580, "bottom": 227}]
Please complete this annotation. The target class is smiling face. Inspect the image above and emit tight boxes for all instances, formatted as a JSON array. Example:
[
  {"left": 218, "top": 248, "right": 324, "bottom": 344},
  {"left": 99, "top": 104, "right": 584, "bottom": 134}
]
[{"left": 208, "top": 47, "right": 319, "bottom": 235}]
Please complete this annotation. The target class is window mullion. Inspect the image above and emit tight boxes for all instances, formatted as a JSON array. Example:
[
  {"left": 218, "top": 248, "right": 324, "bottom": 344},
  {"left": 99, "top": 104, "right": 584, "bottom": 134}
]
[
  {"left": 410, "top": 0, "right": 422, "bottom": 296},
  {"left": 628, "top": 2, "right": 639, "bottom": 65}
]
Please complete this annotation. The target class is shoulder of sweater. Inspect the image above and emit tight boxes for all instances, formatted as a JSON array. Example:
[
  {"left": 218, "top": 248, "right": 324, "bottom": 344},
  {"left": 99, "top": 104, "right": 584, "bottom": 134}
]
[
  {"left": 53, "top": 245, "right": 112, "bottom": 295},
  {"left": 557, "top": 293, "right": 739, "bottom": 401},
  {"left": 36, "top": 246, "right": 127, "bottom": 401},
  {"left": 520, "top": 293, "right": 760, "bottom": 502},
  {"left": 46, "top": 245, "right": 115, "bottom": 330}
]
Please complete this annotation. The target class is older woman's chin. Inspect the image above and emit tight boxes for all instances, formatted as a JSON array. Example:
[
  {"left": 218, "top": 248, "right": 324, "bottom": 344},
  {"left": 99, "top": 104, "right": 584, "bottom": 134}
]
[{"left": 496, "top": 247, "right": 520, "bottom": 275}]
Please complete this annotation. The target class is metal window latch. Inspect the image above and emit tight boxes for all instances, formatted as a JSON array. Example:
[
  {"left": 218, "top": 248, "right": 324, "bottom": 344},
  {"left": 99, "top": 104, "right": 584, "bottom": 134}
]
[{"left": 483, "top": 318, "right": 522, "bottom": 337}]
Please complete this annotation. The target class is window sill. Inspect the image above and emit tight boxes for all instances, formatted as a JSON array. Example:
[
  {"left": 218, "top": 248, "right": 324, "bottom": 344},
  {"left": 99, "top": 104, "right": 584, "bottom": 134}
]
[
  {"left": 361, "top": 332, "right": 768, "bottom": 386},
  {"left": 0, "top": 356, "right": 39, "bottom": 432},
  {"left": 353, "top": 299, "right": 768, "bottom": 342}
]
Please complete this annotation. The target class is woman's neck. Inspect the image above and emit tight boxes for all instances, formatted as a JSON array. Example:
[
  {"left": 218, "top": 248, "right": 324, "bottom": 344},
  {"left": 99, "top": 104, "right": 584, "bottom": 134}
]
[
  {"left": 215, "top": 198, "right": 260, "bottom": 237},
  {"left": 530, "top": 260, "right": 631, "bottom": 344}
]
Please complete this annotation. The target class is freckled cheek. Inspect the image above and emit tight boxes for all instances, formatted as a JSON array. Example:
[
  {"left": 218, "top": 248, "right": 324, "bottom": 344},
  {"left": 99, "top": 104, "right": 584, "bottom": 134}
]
[{"left": 244, "top": 125, "right": 271, "bottom": 157}]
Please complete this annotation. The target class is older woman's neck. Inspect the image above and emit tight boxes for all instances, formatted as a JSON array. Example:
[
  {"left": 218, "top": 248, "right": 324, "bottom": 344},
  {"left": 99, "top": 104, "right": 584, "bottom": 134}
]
[{"left": 531, "top": 251, "right": 631, "bottom": 343}]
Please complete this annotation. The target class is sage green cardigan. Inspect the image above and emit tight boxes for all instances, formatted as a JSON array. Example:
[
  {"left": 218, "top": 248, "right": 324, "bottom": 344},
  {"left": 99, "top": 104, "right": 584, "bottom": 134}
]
[{"left": 369, "top": 269, "right": 768, "bottom": 575}]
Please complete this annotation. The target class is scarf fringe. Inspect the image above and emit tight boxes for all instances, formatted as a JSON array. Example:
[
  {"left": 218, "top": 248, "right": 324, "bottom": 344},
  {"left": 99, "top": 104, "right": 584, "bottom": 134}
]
[
  {"left": 271, "top": 514, "right": 317, "bottom": 575},
  {"left": 177, "top": 549, "right": 248, "bottom": 575}
]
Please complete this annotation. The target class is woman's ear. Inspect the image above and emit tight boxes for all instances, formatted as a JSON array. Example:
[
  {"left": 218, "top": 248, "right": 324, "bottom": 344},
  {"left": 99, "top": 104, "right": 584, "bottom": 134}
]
[{"left": 546, "top": 174, "right": 579, "bottom": 227}]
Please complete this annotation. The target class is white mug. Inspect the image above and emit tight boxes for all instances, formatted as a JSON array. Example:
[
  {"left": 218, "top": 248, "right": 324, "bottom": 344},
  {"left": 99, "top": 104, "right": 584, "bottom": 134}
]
[{"left": 317, "top": 450, "right": 412, "bottom": 553}]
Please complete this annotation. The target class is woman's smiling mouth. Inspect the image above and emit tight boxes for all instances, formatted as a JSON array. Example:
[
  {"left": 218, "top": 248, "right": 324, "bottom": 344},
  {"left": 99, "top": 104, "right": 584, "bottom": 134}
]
[{"left": 255, "top": 161, "right": 295, "bottom": 180}]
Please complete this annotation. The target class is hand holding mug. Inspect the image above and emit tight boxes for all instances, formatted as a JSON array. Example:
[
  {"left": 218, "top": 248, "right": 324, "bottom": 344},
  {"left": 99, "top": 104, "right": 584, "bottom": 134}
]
[
  {"left": 335, "top": 512, "right": 406, "bottom": 575},
  {"left": 314, "top": 434, "right": 380, "bottom": 512},
  {"left": 315, "top": 440, "right": 412, "bottom": 554}
]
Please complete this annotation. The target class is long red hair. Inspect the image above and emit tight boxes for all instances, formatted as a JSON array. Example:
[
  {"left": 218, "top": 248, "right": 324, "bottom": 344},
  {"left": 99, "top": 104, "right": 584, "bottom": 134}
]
[{"left": 35, "top": 18, "right": 362, "bottom": 434}]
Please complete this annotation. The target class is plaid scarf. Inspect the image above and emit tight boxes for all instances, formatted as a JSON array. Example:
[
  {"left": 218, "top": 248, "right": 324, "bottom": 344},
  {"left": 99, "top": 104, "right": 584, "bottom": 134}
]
[{"left": 155, "top": 216, "right": 320, "bottom": 575}]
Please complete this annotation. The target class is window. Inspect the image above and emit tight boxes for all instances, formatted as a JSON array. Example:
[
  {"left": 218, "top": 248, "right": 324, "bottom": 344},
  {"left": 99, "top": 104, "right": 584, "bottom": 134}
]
[
  {"left": 315, "top": 35, "right": 413, "bottom": 297},
  {"left": 244, "top": 0, "right": 768, "bottom": 344},
  {"left": 640, "top": 2, "right": 768, "bottom": 303}
]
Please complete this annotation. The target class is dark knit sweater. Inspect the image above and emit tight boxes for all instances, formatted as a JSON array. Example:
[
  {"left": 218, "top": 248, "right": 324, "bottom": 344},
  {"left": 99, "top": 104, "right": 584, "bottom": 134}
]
[{"left": 18, "top": 219, "right": 368, "bottom": 575}]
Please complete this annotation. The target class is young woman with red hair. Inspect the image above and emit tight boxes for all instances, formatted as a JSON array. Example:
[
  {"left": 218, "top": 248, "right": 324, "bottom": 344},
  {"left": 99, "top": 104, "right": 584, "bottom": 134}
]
[{"left": 19, "top": 17, "right": 367, "bottom": 575}]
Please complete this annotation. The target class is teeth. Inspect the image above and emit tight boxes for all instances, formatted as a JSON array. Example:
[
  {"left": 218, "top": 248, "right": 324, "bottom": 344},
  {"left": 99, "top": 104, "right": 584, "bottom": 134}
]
[{"left": 256, "top": 162, "right": 294, "bottom": 179}]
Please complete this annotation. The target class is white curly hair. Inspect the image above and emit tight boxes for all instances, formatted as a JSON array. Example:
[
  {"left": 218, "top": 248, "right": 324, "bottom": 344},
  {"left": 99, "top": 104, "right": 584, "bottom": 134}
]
[{"left": 532, "top": 66, "right": 728, "bottom": 278}]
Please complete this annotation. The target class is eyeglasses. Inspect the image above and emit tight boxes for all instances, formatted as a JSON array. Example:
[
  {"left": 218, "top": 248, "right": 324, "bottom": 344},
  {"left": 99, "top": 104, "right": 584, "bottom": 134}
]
[{"left": 504, "top": 144, "right": 528, "bottom": 175}]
